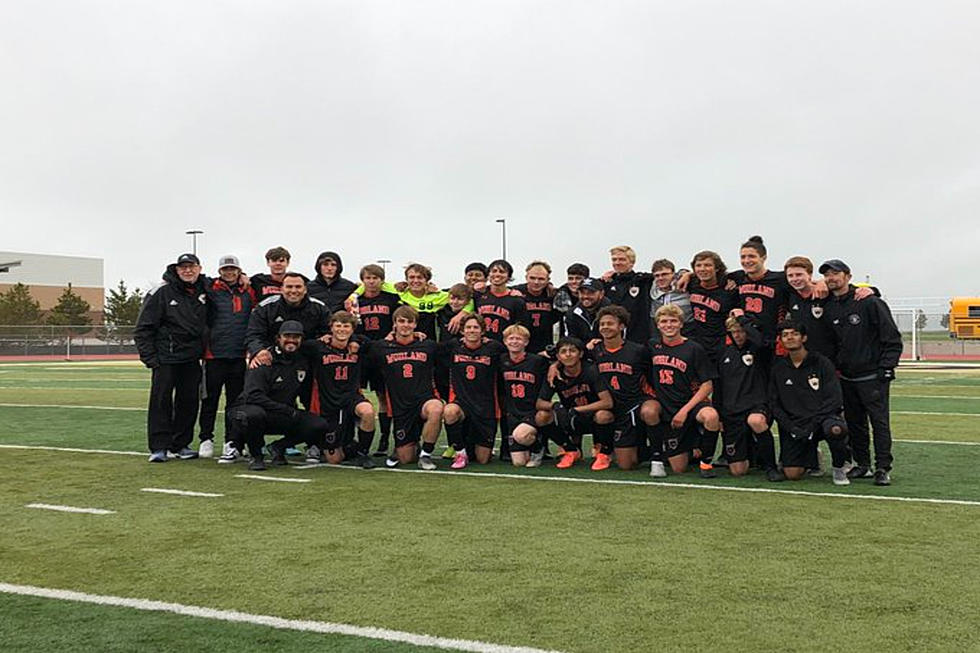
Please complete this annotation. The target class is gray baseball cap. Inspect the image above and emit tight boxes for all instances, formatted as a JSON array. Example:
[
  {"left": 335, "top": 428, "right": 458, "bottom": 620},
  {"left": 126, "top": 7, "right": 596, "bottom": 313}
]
[{"left": 217, "top": 254, "right": 241, "bottom": 269}]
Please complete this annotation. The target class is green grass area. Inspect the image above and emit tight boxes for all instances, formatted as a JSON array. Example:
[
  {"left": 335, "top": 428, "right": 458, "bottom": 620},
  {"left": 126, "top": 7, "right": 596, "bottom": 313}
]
[{"left": 3, "top": 361, "right": 980, "bottom": 652}]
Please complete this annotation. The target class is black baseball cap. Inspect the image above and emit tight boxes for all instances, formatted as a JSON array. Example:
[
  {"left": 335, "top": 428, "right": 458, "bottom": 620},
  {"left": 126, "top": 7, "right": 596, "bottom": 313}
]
[
  {"left": 278, "top": 320, "right": 305, "bottom": 336},
  {"left": 579, "top": 277, "right": 605, "bottom": 292},
  {"left": 818, "top": 259, "right": 851, "bottom": 275},
  {"left": 176, "top": 253, "right": 200, "bottom": 266}
]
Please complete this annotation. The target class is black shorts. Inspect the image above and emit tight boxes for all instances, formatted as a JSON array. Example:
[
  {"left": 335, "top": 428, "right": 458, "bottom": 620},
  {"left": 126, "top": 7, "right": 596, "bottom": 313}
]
[
  {"left": 612, "top": 404, "right": 644, "bottom": 449},
  {"left": 662, "top": 402, "right": 713, "bottom": 458},
  {"left": 464, "top": 414, "right": 498, "bottom": 449},
  {"left": 721, "top": 408, "right": 769, "bottom": 463},
  {"left": 321, "top": 395, "right": 372, "bottom": 451},
  {"left": 778, "top": 428, "right": 818, "bottom": 469},
  {"left": 393, "top": 399, "right": 435, "bottom": 448},
  {"left": 506, "top": 412, "right": 537, "bottom": 452}
]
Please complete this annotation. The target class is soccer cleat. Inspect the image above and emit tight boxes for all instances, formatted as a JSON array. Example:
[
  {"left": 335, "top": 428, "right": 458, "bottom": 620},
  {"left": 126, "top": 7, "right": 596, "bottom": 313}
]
[
  {"left": 305, "top": 445, "right": 322, "bottom": 464},
  {"left": 217, "top": 447, "right": 243, "bottom": 464},
  {"left": 268, "top": 445, "right": 289, "bottom": 466},
  {"left": 385, "top": 455, "right": 400, "bottom": 468},
  {"left": 198, "top": 439, "right": 214, "bottom": 458},
  {"left": 591, "top": 452, "right": 611, "bottom": 471},
  {"left": 174, "top": 447, "right": 199, "bottom": 460},
  {"left": 355, "top": 453, "right": 376, "bottom": 469},
  {"left": 285, "top": 447, "right": 302, "bottom": 457},
  {"left": 417, "top": 454, "right": 437, "bottom": 471},
  {"left": 148, "top": 450, "right": 168, "bottom": 463},
  {"left": 832, "top": 467, "right": 851, "bottom": 486},
  {"left": 249, "top": 456, "right": 267, "bottom": 471},
  {"left": 766, "top": 468, "right": 786, "bottom": 482},
  {"left": 441, "top": 446, "right": 457, "bottom": 460},
  {"left": 649, "top": 461, "right": 667, "bottom": 478},
  {"left": 873, "top": 469, "right": 891, "bottom": 486},
  {"left": 451, "top": 450, "right": 469, "bottom": 469},
  {"left": 556, "top": 450, "right": 581, "bottom": 469},
  {"left": 699, "top": 462, "right": 717, "bottom": 479},
  {"left": 847, "top": 465, "right": 873, "bottom": 479},
  {"left": 526, "top": 450, "right": 545, "bottom": 468}
]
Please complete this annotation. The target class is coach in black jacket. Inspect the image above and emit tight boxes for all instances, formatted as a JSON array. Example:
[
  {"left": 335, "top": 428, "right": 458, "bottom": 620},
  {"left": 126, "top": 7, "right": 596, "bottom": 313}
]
[
  {"left": 308, "top": 251, "right": 357, "bottom": 314},
  {"left": 563, "top": 278, "right": 611, "bottom": 343},
  {"left": 135, "top": 253, "right": 208, "bottom": 462},
  {"left": 245, "top": 271, "right": 330, "bottom": 363},
  {"left": 821, "top": 259, "right": 903, "bottom": 485}
]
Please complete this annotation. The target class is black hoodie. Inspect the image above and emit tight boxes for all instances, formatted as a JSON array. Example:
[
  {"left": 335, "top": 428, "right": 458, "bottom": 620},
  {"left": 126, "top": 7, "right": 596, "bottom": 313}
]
[
  {"left": 307, "top": 250, "right": 357, "bottom": 314},
  {"left": 134, "top": 264, "right": 208, "bottom": 367}
]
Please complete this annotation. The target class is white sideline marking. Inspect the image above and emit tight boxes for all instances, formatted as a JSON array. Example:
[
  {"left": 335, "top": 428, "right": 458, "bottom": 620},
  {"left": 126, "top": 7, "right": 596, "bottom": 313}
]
[
  {"left": 235, "top": 474, "right": 311, "bottom": 483},
  {"left": 25, "top": 503, "right": 115, "bottom": 515},
  {"left": 3, "top": 443, "right": 980, "bottom": 507},
  {"left": 0, "top": 402, "right": 143, "bottom": 412},
  {"left": 893, "top": 394, "right": 980, "bottom": 400},
  {"left": 895, "top": 439, "right": 980, "bottom": 446},
  {"left": 0, "top": 583, "right": 559, "bottom": 653},
  {"left": 141, "top": 488, "right": 224, "bottom": 498},
  {"left": 894, "top": 411, "right": 980, "bottom": 417}
]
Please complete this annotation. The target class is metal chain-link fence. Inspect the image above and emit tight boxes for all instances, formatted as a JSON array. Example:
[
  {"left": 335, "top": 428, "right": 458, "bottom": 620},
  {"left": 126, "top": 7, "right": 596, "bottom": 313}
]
[{"left": 0, "top": 325, "right": 138, "bottom": 357}]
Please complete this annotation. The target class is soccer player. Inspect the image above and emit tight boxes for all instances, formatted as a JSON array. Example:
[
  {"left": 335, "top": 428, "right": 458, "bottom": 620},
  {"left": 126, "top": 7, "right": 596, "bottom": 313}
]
[
  {"left": 563, "top": 277, "right": 610, "bottom": 342},
  {"left": 536, "top": 337, "right": 615, "bottom": 469},
  {"left": 553, "top": 263, "right": 590, "bottom": 316},
  {"left": 365, "top": 306, "right": 444, "bottom": 470},
  {"left": 498, "top": 325, "right": 551, "bottom": 468},
  {"left": 718, "top": 316, "right": 779, "bottom": 479},
  {"left": 437, "top": 284, "right": 473, "bottom": 343},
  {"left": 135, "top": 253, "right": 209, "bottom": 462},
  {"left": 464, "top": 262, "right": 488, "bottom": 288},
  {"left": 373, "top": 263, "right": 464, "bottom": 341},
  {"left": 769, "top": 320, "right": 852, "bottom": 485},
  {"left": 245, "top": 272, "right": 330, "bottom": 367},
  {"left": 512, "top": 261, "right": 560, "bottom": 355},
  {"left": 683, "top": 250, "right": 737, "bottom": 364},
  {"left": 604, "top": 245, "right": 654, "bottom": 344},
  {"left": 442, "top": 314, "right": 507, "bottom": 468},
  {"left": 649, "top": 259, "right": 692, "bottom": 325},
  {"left": 649, "top": 305, "right": 721, "bottom": 477},
  {"left": 306, "top": 311, "right": 376, "bottom": 468},
  {"left": 200, "top": 254, "right": 255, "bottom": 460},
  {"left": 728, "top": 236, "right": 793, "bottom": 362},
  {"left": 821, "top": 259, "right": 903, "bottom": 486},
  {"left": 225, "top": 320, "right": 329, "bottom": 471},
  {"left": 588, "top": 305, "right": 659, "bottom": 471},
  {"left": 783, "top": 256, "right": 836, "bottom": 360},
  {"left": 354, "top": 264, "right": 401, "bottom": 456},
  {"left": 250, "top": 246, "right": 293, "bottom": 297},
  {"left": 308, "top": 251, "right": 358, "bottom": 314},
  {"left": 473, "top": 259, "right": 528, "bottom": 341}
]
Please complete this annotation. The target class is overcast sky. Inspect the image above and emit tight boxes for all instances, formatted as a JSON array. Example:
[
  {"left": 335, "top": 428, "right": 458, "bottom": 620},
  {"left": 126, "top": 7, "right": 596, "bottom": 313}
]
[{"left": 1, "top": 1, "right": 977, "bottom": 302}]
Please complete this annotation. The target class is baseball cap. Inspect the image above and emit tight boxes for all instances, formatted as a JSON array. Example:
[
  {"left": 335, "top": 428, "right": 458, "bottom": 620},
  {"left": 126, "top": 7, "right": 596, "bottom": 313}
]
[
  {"left": 217, "top": 254, "right": 241, "bottom": 269},
  {"left": 579, "top": 277, "right": 605, "bottom": 292},
  {"left": 818, "top": 259, "right": 851, "bottom": 275},
  {"left": 176, "top": 253, "right": 200, "bottom": 266},
  {"left": 278, "top": 320, "right": 305, "bottom": 336}
]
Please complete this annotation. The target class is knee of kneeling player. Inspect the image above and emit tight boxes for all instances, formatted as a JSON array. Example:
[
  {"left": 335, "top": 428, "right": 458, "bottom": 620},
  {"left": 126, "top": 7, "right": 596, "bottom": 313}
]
[
  {"left": 784, "top": 467, "right": 805, "bottom": 480},
  {"left": 534, "top": 410, "right": 552, "bottom": 426},
  {"left": 822, "top": 418, "right": 848, "bottom": 440},
  {"left": 595, "top": 410, "right": 614, "bottom": 425},
  {"left": 747, "top": 413, "right": 769, "bottom": 432}
]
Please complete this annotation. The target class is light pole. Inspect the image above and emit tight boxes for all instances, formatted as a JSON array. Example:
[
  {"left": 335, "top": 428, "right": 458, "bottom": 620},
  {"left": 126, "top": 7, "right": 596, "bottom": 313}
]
[
  {"left": 185, "top": 230, "right": 204, "bottom": 256},
  {"left": 495, "top": 218, "right": 507, "bottom": 260},
  {"left": 377, "top": 259, "right": 391, "bottom": 276}
]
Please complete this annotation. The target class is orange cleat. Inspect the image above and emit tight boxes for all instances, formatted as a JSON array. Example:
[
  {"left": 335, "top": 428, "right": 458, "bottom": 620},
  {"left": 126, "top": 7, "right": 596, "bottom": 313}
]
[
  {"left": 591, "top": 452, "right": 611, "bottom": 471},
  {"left": 556, "top": 450, "right": 581, "bottom": 469}
]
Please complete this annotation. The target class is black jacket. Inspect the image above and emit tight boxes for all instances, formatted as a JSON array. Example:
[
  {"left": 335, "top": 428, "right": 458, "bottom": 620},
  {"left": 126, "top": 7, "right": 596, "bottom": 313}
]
[
  {"left": 718, "top": 317, "right": 768, "bottom": 416},
  {"left": 563, "top": 298, "right": 611, "bottom": 343},
  {"left": 245, "top": 294, "right": 330, "bottom": 356},
  {"left": 768, "top": 351, "right": 842, "bottom": 435},
  {"left": 307, "top": 251, "right": 358, "bottom": 314},
  {"left": 606, "top": 271, "right": 654, "bottom": 344},
  {"left": 134, "top": 265, "right": 208, "bottom": 367},
  {"left": 824, "top": 286, "right": 903, "bottom": 380},
  {"left": 234, "top": 347, "right": 312, "bottom": 417}
]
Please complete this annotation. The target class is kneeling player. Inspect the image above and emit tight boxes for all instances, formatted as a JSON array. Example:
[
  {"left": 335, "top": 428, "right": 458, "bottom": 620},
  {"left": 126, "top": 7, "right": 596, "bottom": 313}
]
[
  {"left": 366, "top": 306, "right": 444, "bottom": 470},
  {"left": 308, "top": 311, "right": 376, "bottom": 468},
  {"left": 649, "top": 305, "right": 721, "bottom": 477},
  {"left": 536, "top": 337, "right": 615, "bottom": 469},
  {"left": 718, "top": 316, "right": 780, "bottom": 480},
  {"left": 769, "top": 321, "right": 851, "bottom": 485},
  {"left": 442, "top": 314, "right": 506, "bottom": 468},
  {"left": 498, "top": 325, "right": 550, "bottom": 467},
  {"left": 226, "top": 321, "right": 329, "bottom": 471}
]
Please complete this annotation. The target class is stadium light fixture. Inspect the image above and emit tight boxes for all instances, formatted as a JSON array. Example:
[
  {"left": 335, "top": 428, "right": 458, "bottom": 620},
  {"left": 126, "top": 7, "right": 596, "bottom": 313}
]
[
  {"left": 495, "top": 218, "right": 507, "bottom": 260},
  {"left": 377, "top": 259, "right": 391, "bottom": 275},
  {"left": 185, "top": 230, "right": 204, "bottom": 256}
]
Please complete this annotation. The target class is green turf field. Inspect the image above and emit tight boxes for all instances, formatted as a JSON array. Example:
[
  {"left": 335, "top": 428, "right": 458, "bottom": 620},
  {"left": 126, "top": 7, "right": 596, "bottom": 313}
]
[{"left": 2, "top": 361, "right": 980, "bottom": 652}]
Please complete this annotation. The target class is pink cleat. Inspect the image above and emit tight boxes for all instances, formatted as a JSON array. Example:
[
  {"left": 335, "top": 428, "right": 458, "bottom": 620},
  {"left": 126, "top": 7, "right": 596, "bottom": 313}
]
[{"left": 451, "top": 450, "right": 469, "bottom": 469}]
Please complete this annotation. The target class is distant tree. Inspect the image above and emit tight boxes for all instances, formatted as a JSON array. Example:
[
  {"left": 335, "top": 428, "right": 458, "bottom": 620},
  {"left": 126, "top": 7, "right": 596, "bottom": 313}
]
[
  {"left": 101, "top": 280, "right": 143, "bottom": 344},
  {"left": 46, "top": 284, "right": 92, "bottom": 336},
  {"left": 915, "top": 309, "right": 928, "bottom": 331},
  {"left": 941, "top": 312, "right": 950, "bottom": 329},
  {"left": 0, "top": 283, "right": 42, "bottom": 325}
]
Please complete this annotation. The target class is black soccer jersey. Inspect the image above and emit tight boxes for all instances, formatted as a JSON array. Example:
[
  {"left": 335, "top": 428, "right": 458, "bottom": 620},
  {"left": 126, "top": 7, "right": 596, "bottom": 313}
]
[
  {"left": 649, "top": 337, "right": 716, "bottom": 416},
  {"left": 474, "top": 290, "right": 529, "bottom": 341},
  {"left": 444, "top": 339, "right": 507, "bottom": 417},
  {"left": 784, "top": 291, "right": 837, "bottom": 361},
  {"left": 768, "top": 351, "right": 843, "bottom": 431},
  {"left": 717, "top": 318, "right": 768, "bottom": 416},
  {"left": 684, "top": 280, "right": 738, "bottom": 362},
  {"left": 729, "top": 270, "right": 791, "bottom": 343},
  {"left": 539, "top": 362, "right": 608, "bottom": 409},
  {"left": 590, "top": 341, "right": 652, "bottom": 410},
  {"left": 512, "top": 284, "right": 559, "bottom": 353},
  {"left": 305, "top": 340, "right": 364, "bottom": 412},
  {"left": 356, "top": 291, "right": 401, "bottom": 340},
  {"left": 366, "top": 338, "right": 439, "bottom": 416},
  {"left": 500, "top": 352, "right": 548, "bottom": 417}
]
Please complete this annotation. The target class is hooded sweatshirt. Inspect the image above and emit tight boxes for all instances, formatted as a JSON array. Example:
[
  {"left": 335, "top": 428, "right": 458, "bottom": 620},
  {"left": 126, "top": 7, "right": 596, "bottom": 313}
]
[{"left": 308, "top": 250, "right": 357, "bottom": 314}]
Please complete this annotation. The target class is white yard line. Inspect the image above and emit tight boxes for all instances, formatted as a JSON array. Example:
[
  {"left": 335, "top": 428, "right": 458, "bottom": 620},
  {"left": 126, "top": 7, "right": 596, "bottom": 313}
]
[
  {"left": 0, "top": 444, "right": 145, "bottom": 456},
  {"left": 892, "top": 394, "right": 980, "bottom": 400},
  {"left": 0, "top": 582, "right": 560, "bottom": 653},
  {"left": 141, "top": 488, "right": 224, "bottom": 498},
  {"left": 234, "top": 474, "right": 311, "bottom": 483},
  {"left": 894, "top": 410, "right": 980, "bottom": 417},
  {"left": 25, "top": 503, "right": 115, "bottom": 515},
  {"left": 0, "top": 402, "right": 144, "bottom": 412}
]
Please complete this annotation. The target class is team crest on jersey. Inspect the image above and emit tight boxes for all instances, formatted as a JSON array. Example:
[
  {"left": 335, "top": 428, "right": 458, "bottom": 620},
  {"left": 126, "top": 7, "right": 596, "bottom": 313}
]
[
  {"left": 808, "top": 375, "right": 820, "bottom": 391},
  {"left": 848, "top": 313, "right": 861, "bottom": 325},
  {"left": 667, "top": 437, "right": 679, "bottom": 450},
  {"left": 725, "top": 443, "right": 736, "bottom": 457},
  {"left": 811, "top": 305, "right": 823, "bottom": 319},
  {"left": 741, "top": 353, "right": 754, "bottom": 366},
  {"left": 297, "top": 370, "right": 306, "bottom": 382},
  {"left": 629, "top": 286, "right": 640, "bottom": 298}
]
